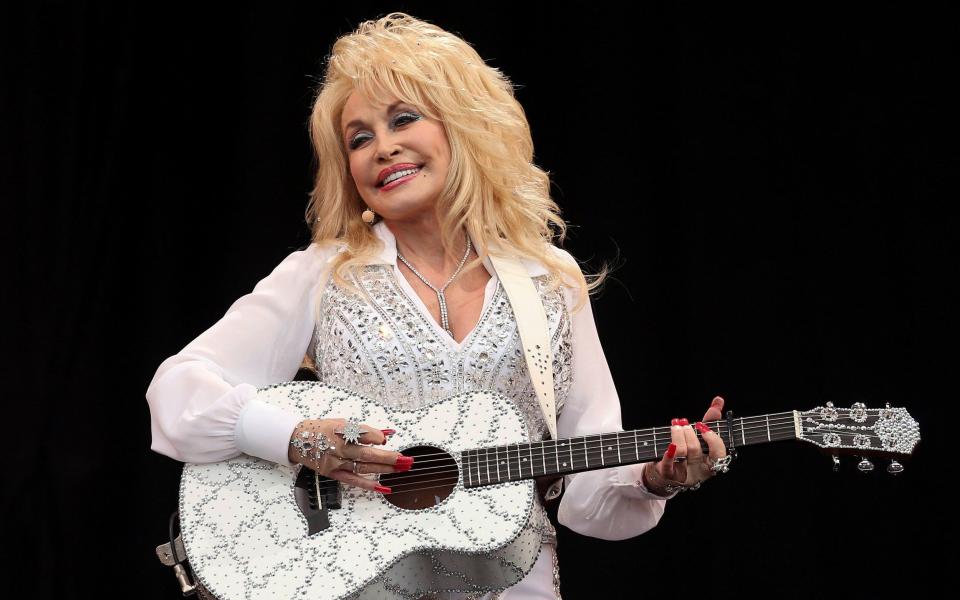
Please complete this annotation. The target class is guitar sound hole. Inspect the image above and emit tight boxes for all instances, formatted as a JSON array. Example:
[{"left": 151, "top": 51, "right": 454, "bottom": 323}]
[{"left": 380, "top": 446, "right": 458, "bottom": 510}]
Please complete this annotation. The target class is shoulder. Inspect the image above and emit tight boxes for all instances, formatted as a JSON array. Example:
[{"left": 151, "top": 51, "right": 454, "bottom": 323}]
[
  {"left": 256, "top": 242, "right": 342, "bottom": 292},
  {"left": 517, "top": 245, "right": 581, "bottom": 278}
]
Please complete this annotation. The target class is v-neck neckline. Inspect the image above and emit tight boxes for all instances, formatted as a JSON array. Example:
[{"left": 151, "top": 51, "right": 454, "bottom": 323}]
[{"left": 390, "top": 263, "right": 500, "bottom": 353}]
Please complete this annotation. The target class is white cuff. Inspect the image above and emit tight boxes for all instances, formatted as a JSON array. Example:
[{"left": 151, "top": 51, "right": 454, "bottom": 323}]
[
  {"left": 235, "top": 394, "right": 302, "bottom": 466},
  {"left": 612, "top": 463, "right": 679, "bottom": 500}
]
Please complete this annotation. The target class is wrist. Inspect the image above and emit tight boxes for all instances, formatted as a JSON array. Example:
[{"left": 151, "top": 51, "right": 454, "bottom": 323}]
[
  {"left": 641, "top": 463, "right": 674, "bottom": 498},
  {"left": 288, "top": 421, "right": 306, "bottom": 465}
]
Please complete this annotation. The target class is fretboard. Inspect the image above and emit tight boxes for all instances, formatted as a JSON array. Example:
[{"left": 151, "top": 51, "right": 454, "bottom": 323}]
[{"left": 460, "top": 411, "right": 797, "bottom": 488}]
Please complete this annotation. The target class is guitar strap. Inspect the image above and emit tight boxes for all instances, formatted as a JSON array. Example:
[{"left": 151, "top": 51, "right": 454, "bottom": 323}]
[{"left": 488, "top": 253, "right": 558, "bottom": 441}]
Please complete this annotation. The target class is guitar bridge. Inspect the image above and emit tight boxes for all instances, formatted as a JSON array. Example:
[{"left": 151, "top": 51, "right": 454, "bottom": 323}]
[{"left": 293, "top": 466, "right": 338, "bottom": 535}]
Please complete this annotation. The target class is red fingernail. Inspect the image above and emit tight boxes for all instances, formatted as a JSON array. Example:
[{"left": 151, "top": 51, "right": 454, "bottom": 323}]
[
  {"left": 671, "top": 418, "right": 681, "bottom": 426},
  {"left": 695, "top": 422, "right": 712, "bottom": 434},
  {"left": 381, "top": 429, "right": 396, "bottom": 436},
  {"left": 374, "top": 485, "right": 392, "bottom": 494},
  {"left": 679, "top": 418, "right": 689, "bottom": 426},
  {"left": 665, "top": 443, "right": 677, "bottom": 459},
  {"left": 395, "top": 455, "right": 415, "bottom": 468},
  {"left": 395, "top": 462, "right": 412, "bottom": 472}
]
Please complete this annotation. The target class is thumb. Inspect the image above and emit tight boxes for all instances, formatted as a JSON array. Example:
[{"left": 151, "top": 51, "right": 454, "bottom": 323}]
[{"left": 703, "top": 396, "right": 725, "bottom": 422}]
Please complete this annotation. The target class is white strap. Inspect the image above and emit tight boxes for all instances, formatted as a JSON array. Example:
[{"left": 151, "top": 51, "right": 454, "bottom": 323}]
[{"left": 489, "top": 254, "right": 557, "bottom": 441}]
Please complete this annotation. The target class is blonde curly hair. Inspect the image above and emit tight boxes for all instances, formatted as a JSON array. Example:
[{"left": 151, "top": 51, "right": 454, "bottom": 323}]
[{"left": 305, "top": 12, "right": 606, "bottom": 311}]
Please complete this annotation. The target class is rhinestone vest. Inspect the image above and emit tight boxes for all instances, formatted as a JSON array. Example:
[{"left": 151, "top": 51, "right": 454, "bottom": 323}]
[{"left": 311, "top": 264, "right": 573, "bottom": 547}]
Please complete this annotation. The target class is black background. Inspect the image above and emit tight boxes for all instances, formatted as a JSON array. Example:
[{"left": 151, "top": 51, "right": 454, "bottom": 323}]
[{"left": 3, "top": 2, "right": 956, "bottom": 598}]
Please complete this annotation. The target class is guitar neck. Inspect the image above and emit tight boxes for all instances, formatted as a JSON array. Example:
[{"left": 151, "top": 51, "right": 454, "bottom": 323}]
[{"left": 461, "top": 411, "right": 798, "bottom": 488}]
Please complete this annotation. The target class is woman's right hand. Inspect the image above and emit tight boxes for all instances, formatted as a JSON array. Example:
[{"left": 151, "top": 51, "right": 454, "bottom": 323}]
[{"left": 287, "top": 418, "right": 413, "bottom": 494}]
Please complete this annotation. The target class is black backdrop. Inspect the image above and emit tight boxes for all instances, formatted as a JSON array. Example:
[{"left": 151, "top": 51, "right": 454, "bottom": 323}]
[{"left": 3, "top": 2, "right": 956, "bottom": 598}]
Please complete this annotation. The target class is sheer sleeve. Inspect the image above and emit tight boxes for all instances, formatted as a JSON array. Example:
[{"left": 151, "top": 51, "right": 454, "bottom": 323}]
[
  {"left": 553, "top": 250, "right": 676, "bottom": 541},
  {"left": 145, "top": 244, "right": 335, "bottom": 466}
]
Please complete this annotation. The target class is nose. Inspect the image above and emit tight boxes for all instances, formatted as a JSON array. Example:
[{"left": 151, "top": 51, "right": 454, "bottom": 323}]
[{"left": 375, "top": 134, "right": 402, "bottom": 162}]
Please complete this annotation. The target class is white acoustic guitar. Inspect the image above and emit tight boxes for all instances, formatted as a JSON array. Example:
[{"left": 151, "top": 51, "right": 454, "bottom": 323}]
[{"left": 171, "top": 381, "right": 920, "bottom": 600}]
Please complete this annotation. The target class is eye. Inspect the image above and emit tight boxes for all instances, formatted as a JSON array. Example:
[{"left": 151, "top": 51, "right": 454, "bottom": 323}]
[
  {"left": 393, "top": 111, "right": 422, "bottom": 126},
  {"left": 347, "top": 112, "right": 422, "bottom": 151},
  {"left": 348, "top": 133, "right": 371, "bottom": 151}
]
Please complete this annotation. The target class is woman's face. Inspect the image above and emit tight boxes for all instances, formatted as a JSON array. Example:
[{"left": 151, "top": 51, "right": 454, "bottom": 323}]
[{"left": 340, "top": 91, "right": 451, "bottom": 224}]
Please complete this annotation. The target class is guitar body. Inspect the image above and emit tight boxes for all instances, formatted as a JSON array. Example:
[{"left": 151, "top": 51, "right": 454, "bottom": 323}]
[{"left": 179, "top": 381, "right": 543, "bottom": 600}]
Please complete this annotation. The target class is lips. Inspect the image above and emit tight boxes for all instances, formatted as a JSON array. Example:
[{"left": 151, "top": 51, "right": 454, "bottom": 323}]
[{"left": 377, "top": 163, "right": 422, "bottom": 187}]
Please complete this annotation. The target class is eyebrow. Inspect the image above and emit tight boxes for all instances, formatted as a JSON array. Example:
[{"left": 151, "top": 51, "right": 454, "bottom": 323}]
[{"left": 342, "top": 101, "right": 410, "bottom": 137}]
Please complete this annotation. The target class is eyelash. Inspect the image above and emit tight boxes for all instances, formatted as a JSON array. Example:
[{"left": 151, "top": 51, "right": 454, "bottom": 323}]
[{"left": 348, "top": 112, "right": 422, "bottom": 150}]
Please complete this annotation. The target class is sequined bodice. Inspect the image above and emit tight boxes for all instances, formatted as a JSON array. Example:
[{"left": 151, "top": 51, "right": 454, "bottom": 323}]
[{"left": 311, "top": 263, "right": 573, "bottom": 544}]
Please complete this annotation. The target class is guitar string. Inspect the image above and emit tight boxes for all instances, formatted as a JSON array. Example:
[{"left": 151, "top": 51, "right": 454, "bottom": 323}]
[
  {"left": 322, "top": 420, "right": 891, "bottom": 476},
  {"left": 363, "top": 412, "right": 885, "bottom": 464},
  {"left": 361, "top": 415, "right": 799, "bottom": 464},
  {"left": 371, "top": 409, "right": 894, "bottom": 457},
  {"left": 363, "top": 415, "right": 889, "bottom": 467},
  {"left": 313, "top": 424, "right": 899, "bottom": 493},
  {"left": 318, "top": 413, "right": 900, "bottom": 478}
]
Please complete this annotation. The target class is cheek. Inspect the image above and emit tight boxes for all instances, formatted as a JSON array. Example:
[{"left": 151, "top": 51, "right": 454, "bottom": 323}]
[{"left": 347, "top": 156, "right": 364, "bottom": 186}]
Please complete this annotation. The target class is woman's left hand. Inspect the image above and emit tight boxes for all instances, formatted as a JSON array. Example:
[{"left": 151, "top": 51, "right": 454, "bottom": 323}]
[{"left": 642, "top": 396, "right": 729, "bottom": 495}]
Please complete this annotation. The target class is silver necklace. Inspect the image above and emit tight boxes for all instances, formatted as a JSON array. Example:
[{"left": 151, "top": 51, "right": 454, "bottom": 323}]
[{"left": 396, "top": 236, "right": 473, "bottom": 338}]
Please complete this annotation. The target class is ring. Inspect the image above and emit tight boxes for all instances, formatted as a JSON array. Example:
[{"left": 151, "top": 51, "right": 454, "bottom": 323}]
[
  {"left": 673, "top": 456, "right": 687, "bottom": 463},
  {"left": 335, "top": 419, "right": 364, "bottom": 445},
  {"left": 290, "top": 430, "right": 334, "bottom": 459},
  {"left": 351, "top": 460, "right": 359, "bottom": 474},
  {"left": 708, "top": 455, "right": 733, "bottom": 473}
]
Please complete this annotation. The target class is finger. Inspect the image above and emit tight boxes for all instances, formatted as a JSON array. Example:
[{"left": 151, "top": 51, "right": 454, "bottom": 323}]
[
  {"left": 702, "top": 396, "right": 724, "bottom": 422},
  {"left": 682, "top": 422, "right": 703, "bottom": 460},
  {"left": 670, "top": 419, "right": 688, "bottom": 459},
  {"left": 351, "top": 461, "right": 399, "bottom": 475},
  {"left": 670, "top": 419, "right": 689, "bottom": 480},
  {"left": 695, "top": 421, "right": 727, "bottom": 460},
  {"left": 359, "top": 425, "right": 392, "bottom": 445},
  {"left": 330, "top": 421, "right": 389, "bottom": 446},
  {"left": 326, "top": 469, "right": 391, "bottom": 494},
  {"left": 337, "top": 443, "right": 407, "bottom": 466},
  {"left": 660, "top": 442, "right": 678, "bottom": 480}
]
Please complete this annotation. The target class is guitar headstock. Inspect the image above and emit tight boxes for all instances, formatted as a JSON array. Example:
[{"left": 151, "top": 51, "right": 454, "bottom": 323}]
[{"left": 796, "top": 402, "right": 920, "bottom": 474}]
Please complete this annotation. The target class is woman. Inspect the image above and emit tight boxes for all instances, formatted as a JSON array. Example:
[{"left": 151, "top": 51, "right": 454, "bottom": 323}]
[{"left": 146, "top": 12, "right": 728, "bottom": 599}]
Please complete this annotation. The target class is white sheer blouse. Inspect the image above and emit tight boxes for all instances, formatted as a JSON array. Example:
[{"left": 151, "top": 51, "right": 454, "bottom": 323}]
[{"left": 146, "top": 223, "right": 675, "bottom": 543}]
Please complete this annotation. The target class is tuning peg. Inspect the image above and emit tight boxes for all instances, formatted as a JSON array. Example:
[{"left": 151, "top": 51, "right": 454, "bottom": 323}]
[
  {"left": 857, "top": 457, "right": 874, "bottom": 473},
  {"left": 826, "top": 401, "right": 835, "bottom": 408},
  {"left": 832, "top": 455, "right": 840, "bottom": 472},
  {"left": 852, "top": 401, "right": 866, "bottom": 409},
  {"left": 887, "top": 460, "right": 904, "bottom": 475}
]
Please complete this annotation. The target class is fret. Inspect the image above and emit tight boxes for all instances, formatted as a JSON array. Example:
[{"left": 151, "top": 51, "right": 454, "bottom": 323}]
[
  {"left": 475, "top": 449, "right": 482, "bottom": 485},
  {"left": 505, "top": 444, "right": 512, "bottom": 480},
  {"left": 568, "top": 439, "right": 574, "bottom": 471},
  {"left": 485, "top": 447, "right": 491, "bottom": 486},
  {"left": 512, "top": 445, "right": 521, "bottom": 479},
  {"left": 765, "top": 414, "right": 771, "bottom": 442},
  {"left": 494, "top": 446, "right": 502, "bottom": 482},
  {"left": 633, "top": 430, "right": 640, "bottom": 461},
  {"left": 741, "top": 418, "right": 746, "bottom": 446},
  {"left": 599, "top": 433, "right": 605, "bottom": 466},
  {"left": 466, "top": 450, "right": 473, "bottom": 487},
  {"left": 507, "top": 443, "right": 519, "bottom": 480},
  {"left": 603, "top": 436, "right": 615, "bottom": 466},
  {"left": 540, "top": 441, "right": 547, "bottom": 476},
  {"left": 554, "top": 439, "right": 560, "bottom": 475},
  {"left": 583, "top": 435, "right": 590, "bottom": 468},
  {"left": 652, "top": 427, "right": 658, "bottom": 458},
  {"left": 528, "top": 443, "right": 536, "bottom": 476},
  {"left": 616, "top": 432, "right": 622, "bottom": 464}
]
